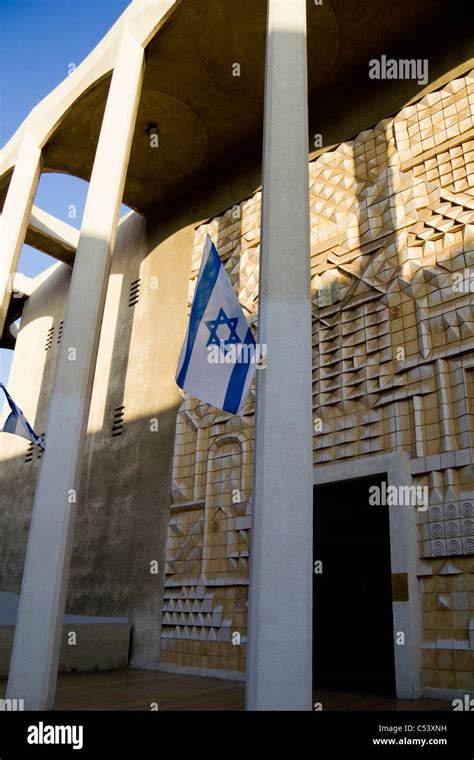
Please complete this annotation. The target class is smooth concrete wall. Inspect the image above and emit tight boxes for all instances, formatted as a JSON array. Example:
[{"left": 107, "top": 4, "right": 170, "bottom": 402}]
[
  {"left": 0, "top": 262, "right": 71, "bottom": 587},
  {"left": 65, "top": 211, "right": 194, "bottom": 670}
]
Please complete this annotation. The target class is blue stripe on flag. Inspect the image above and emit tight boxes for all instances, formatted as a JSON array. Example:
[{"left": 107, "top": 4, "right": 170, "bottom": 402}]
[
  {"left": 223, "top": 327, "right": 256, "bottom": 414},
  {"left": 176, "top": 239, "right": 221, "bottom": 389},
  {"left": 1, "top": 383, "right": 17, "bottom": 417},
  {"left": 23, "top": 415, "right": 40, "bottom": 443}
]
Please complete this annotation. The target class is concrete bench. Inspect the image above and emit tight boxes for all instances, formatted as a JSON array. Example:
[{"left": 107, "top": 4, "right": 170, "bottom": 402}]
[{"left": 0, "top": 592, "right": 130, "bottom": 678}]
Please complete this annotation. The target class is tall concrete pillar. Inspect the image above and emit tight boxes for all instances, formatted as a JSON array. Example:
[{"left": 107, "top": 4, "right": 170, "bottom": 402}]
[
  {"left": 0, "top": 132, "right": 42, "bottom": 336},
  {"left": 246, "top": 0, "right": 313, "bottom": 710},
  {"left": 5, "top": 26, "right": 145, "bottom": 710}
]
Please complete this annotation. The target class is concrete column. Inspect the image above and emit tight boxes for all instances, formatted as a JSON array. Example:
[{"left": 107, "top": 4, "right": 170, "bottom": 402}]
[
  {"left": 5, "top": 27, "right": 145, "bottom": 710},
  {"left": 246, "top": 0, "right": 313, "bottom": 710},
  {"left": 0, "top": 132, "right": 42, "bottom": 336}
]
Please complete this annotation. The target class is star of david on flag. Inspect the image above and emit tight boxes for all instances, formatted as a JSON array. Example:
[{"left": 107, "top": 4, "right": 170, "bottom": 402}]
[
  {"left": 205, "top": 308, "right": 240, "bottom": 352},
  {"left": 0, "top": 382, "right": 45, "bottom": 449},
  {"left": 176, "top": 235, "right": 256, "bottom": 414}
]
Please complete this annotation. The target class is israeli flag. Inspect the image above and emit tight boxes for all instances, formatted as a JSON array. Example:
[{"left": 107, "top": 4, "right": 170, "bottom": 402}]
[
  {"left": 0, "top": 382, "right": 44, "bottom": 449},
  {"left": 176, "top": 235, "right": 256, "bottom": 415}
]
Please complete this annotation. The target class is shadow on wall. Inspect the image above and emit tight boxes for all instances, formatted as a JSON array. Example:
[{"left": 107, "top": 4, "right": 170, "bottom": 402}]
[{"left": 0, "top": 213, "right": 188, "bottom": 670}]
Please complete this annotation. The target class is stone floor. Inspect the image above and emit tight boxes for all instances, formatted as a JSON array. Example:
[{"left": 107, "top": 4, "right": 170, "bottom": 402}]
[{"left": 1, "top": 669, "right": 452, "bottom": 711}]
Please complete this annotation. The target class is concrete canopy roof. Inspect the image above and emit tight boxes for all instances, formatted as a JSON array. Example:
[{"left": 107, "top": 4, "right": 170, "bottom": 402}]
[{"left": 0, "top": 0, "right": 472, "bottom": 217}]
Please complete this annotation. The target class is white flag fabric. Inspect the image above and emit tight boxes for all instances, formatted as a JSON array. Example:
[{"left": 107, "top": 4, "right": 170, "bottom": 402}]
[
  {"left": 176, "top": 235, "right": 256, "bottom": 415},
  {"left": 0, "top": 382, "right": 44, "bottom": 449}
]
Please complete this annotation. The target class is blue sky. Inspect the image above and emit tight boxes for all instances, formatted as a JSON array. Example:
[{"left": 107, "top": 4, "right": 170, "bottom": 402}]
[{"left": 0, "top": 0, "right": 130, "bottom": 384}]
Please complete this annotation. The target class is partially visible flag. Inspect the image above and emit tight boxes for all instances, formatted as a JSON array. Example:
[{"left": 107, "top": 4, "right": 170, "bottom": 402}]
[
  {"left": 176, "top": 235, "right": 256, "bottom": 415},
  {"left": 0, "top": 383, "right": 44, "bottom": 449}
]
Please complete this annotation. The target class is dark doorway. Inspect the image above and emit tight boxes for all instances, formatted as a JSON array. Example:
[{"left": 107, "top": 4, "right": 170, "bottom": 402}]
[{"left": 313, "top": 475, "right": 396, "bottom": 695}]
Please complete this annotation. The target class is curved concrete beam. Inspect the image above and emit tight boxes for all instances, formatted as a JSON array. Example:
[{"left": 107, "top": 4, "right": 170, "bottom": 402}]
[
  {"left": 27, "top": 206, "right": 80, "bottom": 265},
  {"left": 0, "top": 0, "right": 181, "bottom": 180}
]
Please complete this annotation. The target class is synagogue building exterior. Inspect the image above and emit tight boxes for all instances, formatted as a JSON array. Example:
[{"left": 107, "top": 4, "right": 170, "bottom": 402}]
[{"left": 0, "top": 0, "right": 473, "bottom": 708}]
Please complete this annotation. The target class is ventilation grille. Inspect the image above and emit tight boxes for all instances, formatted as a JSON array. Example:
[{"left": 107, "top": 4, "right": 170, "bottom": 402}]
[
  {"left": 24, "top": 443, "right": 34, "bottom": 463},
  {"left": 45, "top": 327, "right": 54, "bottom": 351},
  {"left": 57, "top": 321, "right": 64, "bottom": 344},
  {"left": 24, "top": 434, "right": 45, "bottom": 463},
  {"left": 112, "top": 406, "right": 125, "bottom": 437},
  {"left": 128, "top": 279, "right": 140, "bottom": 307}
]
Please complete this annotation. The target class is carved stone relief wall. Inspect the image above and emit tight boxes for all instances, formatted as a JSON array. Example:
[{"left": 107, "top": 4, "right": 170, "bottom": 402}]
[{"left": 160, "top": 71, "right": 474, "bottom": 690}]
